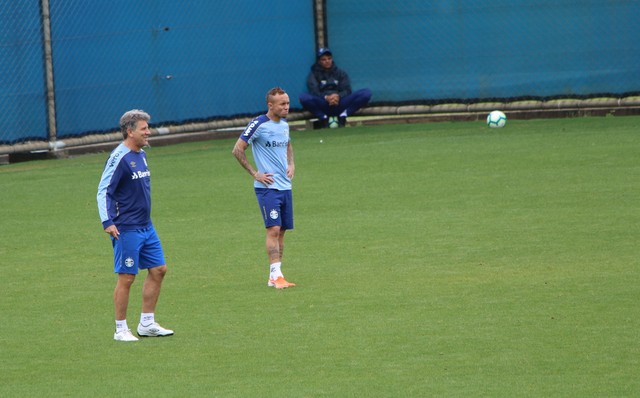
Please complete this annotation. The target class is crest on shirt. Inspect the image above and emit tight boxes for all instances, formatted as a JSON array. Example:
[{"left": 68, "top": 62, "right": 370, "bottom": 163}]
[
  {"left": 130, "top": 161, "right": 136, "bottom": 168},
  {"left": 269, "top": 209, "right": 279, "bottom": 220}
]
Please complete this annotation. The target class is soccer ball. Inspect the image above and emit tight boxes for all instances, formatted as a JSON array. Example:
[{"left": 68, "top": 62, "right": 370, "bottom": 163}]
[
  {"left": 328, "top": 116, "right": 339, "bottom": 129},
  {"left": 487, "top": 110, "right": 507, "bottom": 128}
]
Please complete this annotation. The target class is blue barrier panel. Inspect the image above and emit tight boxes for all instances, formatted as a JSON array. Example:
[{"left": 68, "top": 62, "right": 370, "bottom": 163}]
[
  {"left": 0, "top": 2, "right": 48, "bottom": 143},
  {"left": 49, "top": 1, "right": 313, "bottom": 138},
  {"left": 327, "top": 1, "right": 640, "bottom": 102}
]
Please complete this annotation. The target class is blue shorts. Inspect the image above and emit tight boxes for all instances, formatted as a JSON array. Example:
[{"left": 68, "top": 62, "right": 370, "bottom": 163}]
[
  {"left": 255, "top": 188, "right": 294, "bottom": 230},
  {"left": 111, "top": 225, "right": 166, "bottom": 274}
]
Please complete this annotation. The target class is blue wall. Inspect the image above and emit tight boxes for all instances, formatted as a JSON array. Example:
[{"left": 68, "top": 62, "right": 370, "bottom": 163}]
[
  {"left": 1, "top": 1, "right": 639, "bottom": 143},
  {"left": 49, "top": 0, "right": 314, "bottom": 139},
  {"left": 327, "top": 0, "right": 640, "bottom": 102},
  {"left": 0, "top": 2, "right": 48, "bottom": 143}
]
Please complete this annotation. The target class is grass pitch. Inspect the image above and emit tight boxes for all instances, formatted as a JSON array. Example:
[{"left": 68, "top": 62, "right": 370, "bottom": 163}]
[{"left": 0, "top": 115, "right": 638, "bottom": 397}]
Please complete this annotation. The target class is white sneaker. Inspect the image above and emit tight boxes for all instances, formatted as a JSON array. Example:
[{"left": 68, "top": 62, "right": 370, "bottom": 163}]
[
  {"left": 114, "top": 329, "right": 139, "bottom": 342},
  {"left": 137, "top": 322, "right": 174, "bottom": 337}
]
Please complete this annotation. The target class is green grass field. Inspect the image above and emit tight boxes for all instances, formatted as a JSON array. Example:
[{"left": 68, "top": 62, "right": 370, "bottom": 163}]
[{"left": 1, "top": 115, "right": 638, "bottom": 397}]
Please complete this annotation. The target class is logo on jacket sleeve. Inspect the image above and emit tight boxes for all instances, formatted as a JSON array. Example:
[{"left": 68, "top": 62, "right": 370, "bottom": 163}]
[{"left": 108, "top": 152, "right": 121, "bottom": 168}]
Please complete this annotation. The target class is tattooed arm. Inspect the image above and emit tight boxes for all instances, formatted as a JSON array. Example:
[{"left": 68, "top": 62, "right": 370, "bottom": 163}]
[{"left": 232, "top": 138, "right": 273, "bottom": 185}]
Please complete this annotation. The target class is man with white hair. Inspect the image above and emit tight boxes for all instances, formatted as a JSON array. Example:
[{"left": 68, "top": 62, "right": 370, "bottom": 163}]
[{"left": 97, "top": 109, "right": 174, "bottom": 341}]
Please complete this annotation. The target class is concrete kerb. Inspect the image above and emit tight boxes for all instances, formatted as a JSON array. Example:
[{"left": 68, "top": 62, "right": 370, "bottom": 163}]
[{"left": 2, "top": 97, "right": 640, "bottom": 163}]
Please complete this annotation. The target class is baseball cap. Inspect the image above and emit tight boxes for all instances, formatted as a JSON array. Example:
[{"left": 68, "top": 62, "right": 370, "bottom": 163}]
[{"left": 317, "top": 47, "right": 332, "bottom": 58}]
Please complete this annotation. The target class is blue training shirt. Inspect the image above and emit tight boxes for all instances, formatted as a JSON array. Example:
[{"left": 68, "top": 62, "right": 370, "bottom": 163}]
[
  {"left": 97, "top": 142, "right": 152, "bottom": 230},
  {"left": 240, "top": 114, "right": 292, "bottom": 191}
]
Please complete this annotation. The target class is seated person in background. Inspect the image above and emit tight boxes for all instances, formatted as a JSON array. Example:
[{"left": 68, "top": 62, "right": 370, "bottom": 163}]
[{"left": 299, "top": 48, "right": 372, "bottom": 128}]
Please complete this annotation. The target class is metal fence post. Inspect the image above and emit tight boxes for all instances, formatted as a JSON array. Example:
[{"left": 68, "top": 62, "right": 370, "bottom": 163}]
[{"left": 41, "top": 0, "right": 59, "bottom": 151}]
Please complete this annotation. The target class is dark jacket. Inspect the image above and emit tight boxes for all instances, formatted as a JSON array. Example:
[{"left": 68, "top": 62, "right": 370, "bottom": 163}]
[{"left": 306, "top": 63, "right": 352, "bottom": 98}]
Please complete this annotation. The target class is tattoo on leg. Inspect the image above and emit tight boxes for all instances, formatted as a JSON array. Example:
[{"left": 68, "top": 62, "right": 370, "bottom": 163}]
[{"left": 268, "top": 246, "right": 280, "bottom": 262}]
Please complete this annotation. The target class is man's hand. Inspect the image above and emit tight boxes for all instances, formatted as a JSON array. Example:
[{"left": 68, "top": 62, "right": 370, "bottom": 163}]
[
  {"left": 104, "top": 225, "right": 120, "bottom": 239},
  {"left": 254, "top": 171, "right": 275, "bottom": 186},
  {"left": 325, "top": 93, "right": 340, "bottom": 106}
]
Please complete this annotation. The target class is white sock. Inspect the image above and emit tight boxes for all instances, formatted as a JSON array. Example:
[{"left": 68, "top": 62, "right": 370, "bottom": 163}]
[
  {"left": 115, "top": 319, "right": 128, "bottom": 332},
  {"left": 340, "top": 111, "right": 347, "bottom": 117},
  {"left": 270, "top": 262, "right": 283, "bottom": 279},
  {"left": 140, "top": 312, "right": 155, "bottom": 326}
]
